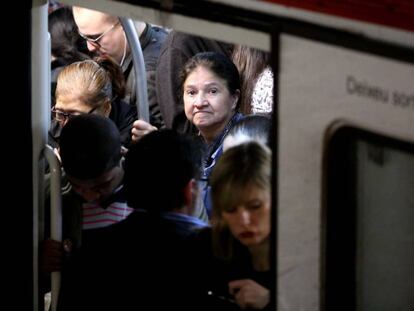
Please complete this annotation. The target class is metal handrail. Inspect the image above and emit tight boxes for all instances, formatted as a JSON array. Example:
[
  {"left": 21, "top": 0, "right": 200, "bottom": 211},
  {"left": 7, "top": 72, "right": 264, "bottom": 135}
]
[
  {"left": 120, "top": 17, "right": 150, "bottom": 122},
  {"left": 43, "top": 145, "right": 62, "bottom": 311}
]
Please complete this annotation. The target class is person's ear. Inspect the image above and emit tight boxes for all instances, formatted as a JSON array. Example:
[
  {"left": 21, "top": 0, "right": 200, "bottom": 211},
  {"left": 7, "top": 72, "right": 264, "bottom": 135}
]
[
  {"left": 231, "top": 89, "right": 240, "bottom": 111},
  {"left": 183, "top": 178, "right": 197, "bottom": 208}
]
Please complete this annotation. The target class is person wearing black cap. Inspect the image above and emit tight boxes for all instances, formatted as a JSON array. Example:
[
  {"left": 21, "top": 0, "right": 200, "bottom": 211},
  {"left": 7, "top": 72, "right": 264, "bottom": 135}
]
[
  {"left": 40, "top": 114, "right": 132, "bottom": 277},
  {"left": 58, "top": 129, "right": 209, "bottom": 311}
]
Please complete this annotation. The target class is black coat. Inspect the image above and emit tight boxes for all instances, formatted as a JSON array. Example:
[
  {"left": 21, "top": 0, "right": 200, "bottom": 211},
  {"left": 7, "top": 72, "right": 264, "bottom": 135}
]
[
  {"left": 122, "top": 23, "right": 168, "bottom": 129},
  {"left": 108, "top": 97, "right": 137, "bottom": 148},
  {"left": 187, "top": 228, "right": 273, "bottom": 311},
  {"left": 58, "top": 210, "right": 206, "bottom": 311}
]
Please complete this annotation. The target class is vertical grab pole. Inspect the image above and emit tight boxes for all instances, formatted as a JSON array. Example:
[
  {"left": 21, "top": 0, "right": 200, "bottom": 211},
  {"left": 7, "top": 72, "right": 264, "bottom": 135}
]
[
  {"left": 43, "top": 145, "right": 62, "bottom": 311},
  {"left": 32, "top": 1, "right": 49, "bottom": 310},
  {"left": 119, "top": 18, "right": 150, "bottom": 122}
]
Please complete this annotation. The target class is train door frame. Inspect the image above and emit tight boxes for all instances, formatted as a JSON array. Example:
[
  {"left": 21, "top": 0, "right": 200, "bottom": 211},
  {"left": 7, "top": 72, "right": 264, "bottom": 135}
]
[
  {"left": 324, "top": 124, "right": 414, "bottom": 310},
  {"left": 29, "top": 1, "right": 414, "bottom": 310},
  {"left": 31, "top": 2, "right": 276, "bottom": 311}
]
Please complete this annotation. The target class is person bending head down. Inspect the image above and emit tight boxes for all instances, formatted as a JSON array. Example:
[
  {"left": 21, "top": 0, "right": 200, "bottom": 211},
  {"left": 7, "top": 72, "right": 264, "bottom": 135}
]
[
  {"left": 52, "top": 56, "right": 137, "bottom": 148},
  {"left": 209, "top": 141, "right": 272, "bottom": 310},
  {"left": 59, "top": 114, "right": 124, "bottom": 204}
]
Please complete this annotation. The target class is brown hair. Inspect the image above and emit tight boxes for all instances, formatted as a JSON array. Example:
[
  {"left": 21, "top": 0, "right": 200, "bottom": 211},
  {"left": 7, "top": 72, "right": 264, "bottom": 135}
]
[{"left": 231, "top": 45, "right": 269, "bottom": 114}]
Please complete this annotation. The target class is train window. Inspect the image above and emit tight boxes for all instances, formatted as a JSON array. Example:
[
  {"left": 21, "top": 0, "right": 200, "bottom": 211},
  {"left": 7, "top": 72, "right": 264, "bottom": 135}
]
[
  {"left": 324, "top": 127, "right": 414, "bottom": 311},
  {"left": 41, "top": 5, "right": 276, "bottom": 311}
]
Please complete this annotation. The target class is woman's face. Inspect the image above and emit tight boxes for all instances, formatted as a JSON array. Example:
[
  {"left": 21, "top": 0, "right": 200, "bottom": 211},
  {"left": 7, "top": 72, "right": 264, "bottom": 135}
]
[
  {"left": 54, "top": 97, "right": 108, "bottom": 126},
  {"left": 222, "top": 183, "right": 271, "bottom": 247},
  {"left": 183, "top": 66, "right": 238, "bottom": 138}
]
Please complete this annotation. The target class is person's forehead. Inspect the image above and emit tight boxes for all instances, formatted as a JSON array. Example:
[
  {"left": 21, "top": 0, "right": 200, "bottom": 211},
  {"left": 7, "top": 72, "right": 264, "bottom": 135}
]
[
  {"left": 185, "top": 67, "right": 224, "bottom": 85},
  {"left": 69, "top": 166, "right": 119, "bottom": 187},
  {"left": 55, "top": 98, "right": 90, "bottom": 112},
  {"left": 73, "top": 8, "right": 116, "bottom": 33}
]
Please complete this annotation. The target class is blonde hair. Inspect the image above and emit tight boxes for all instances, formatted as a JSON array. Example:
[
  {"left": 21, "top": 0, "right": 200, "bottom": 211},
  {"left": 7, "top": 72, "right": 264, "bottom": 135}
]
[
  {"left": 55, "top": 56, "right": 125, "bottom": 109},
  {"left": 210, "top": 141, "right": 271, "bottom": 261}
]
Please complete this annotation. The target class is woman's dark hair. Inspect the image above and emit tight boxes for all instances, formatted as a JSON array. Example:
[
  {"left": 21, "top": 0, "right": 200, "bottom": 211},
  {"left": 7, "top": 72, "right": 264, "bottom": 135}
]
[
  {"left": 94, "top": 55, "right": 126, "bottom": 100},
  {"left": 49, "top": 6, "right": 91, "bottom": 67},
  {"left": 231, "top": 45, "right": 269, "bottom": 114}
]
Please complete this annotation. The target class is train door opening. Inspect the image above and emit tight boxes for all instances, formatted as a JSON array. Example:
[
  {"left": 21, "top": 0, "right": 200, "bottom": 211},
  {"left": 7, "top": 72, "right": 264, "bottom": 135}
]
[
  {"left": 325, "top": 127, "right": 414, "bottom": 311},
  {"left": 30, "top": 1, "right": 414, "bottom": 311}
]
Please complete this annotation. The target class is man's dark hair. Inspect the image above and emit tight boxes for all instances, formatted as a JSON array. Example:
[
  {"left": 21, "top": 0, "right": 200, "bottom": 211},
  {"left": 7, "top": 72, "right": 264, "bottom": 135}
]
[
  {"left": 124, "top": 129, "right": 202, "bottom": 212},
  {"left": 59, "top": 114, "right": 122, "bottom": 179}
]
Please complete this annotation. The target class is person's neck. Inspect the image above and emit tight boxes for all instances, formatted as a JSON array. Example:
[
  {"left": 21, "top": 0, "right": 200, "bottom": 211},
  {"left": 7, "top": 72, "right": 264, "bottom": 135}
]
[{"left": 248, "top": 238, "right": 270, "bottom": 272}]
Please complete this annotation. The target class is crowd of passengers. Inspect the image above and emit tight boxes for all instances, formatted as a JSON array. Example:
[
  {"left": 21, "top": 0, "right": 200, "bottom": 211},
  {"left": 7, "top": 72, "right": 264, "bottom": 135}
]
[{"left": 42, "top": 4, "right": 274, "bottom": 310}]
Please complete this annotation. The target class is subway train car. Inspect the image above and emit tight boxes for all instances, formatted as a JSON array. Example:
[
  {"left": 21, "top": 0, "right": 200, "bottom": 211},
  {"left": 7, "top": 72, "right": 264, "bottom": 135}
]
[{"left": 14, "top": 0, "right": 414, "bottom": 310}]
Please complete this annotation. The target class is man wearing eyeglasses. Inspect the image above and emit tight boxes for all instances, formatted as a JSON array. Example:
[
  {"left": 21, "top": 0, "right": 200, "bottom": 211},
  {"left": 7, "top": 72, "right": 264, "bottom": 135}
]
[{"left": 72, "top": 6, "right": 168, "bottom": 129}]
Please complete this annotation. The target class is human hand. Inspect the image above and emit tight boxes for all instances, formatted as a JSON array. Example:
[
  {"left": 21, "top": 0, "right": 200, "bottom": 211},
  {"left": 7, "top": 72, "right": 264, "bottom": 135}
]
[
  {"left": 121, "top": 146, "right": 129, "bottom": 156},
  {"left": 40, "top": 239, "right": 63, "bottom": 273},
  {"left": 228, "top": 279, "right": 270, "bottom": 310},
  {"left": 131, "top": 119, "right": 157, "bottom": 142},
  {"left": 40, "top": 238, "right": 73, "bottom": 273}
]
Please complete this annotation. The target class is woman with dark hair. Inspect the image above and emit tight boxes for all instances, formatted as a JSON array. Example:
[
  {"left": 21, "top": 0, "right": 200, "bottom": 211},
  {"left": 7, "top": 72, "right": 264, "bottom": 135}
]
[
  {"left": 49, "top": 6, "right": 91, "bottom": 68},
  {"left": 179, "top": 51, "right": 244, "bottom": 217},
  {"left": 49, "top": 6, "right": 92, "bottom": 102},
  {"left": 231, "top": 45, "right": 273, "bottom": 115},
  {"left": 132, "top": 51, "right": 244, "bottom": 218}
]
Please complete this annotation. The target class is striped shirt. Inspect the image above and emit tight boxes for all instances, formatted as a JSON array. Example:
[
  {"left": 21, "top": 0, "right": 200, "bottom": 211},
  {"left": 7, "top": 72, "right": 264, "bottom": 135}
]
[{"left": 82, "top": 201, "right": 133, "bottom": 230}]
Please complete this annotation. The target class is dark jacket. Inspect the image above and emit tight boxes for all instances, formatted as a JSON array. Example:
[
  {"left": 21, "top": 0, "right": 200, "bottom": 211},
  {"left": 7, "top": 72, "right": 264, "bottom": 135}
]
[
  {"left": 108, "top": 98, "right": 137, "bottom": 149},
  {"left": 58, "top": 209, "right": 207, "bottom": 311},
  {"left": 199, "top": 112, "right": 244, "bottom": 217},
  {"left": 51, "top": 179, "right": 128, "bottom": 251},
  {"left": 155, "top": 31, "right": 233, "bottom": 134},
  {"left": 40, "top": 178, "right": 127, "bottom": 297},
  {"left": 188, "top": 228, "right": 273, "bottom": 311},
  {"left": 122, "top": 23, "right": 168, "bottom": 129}
]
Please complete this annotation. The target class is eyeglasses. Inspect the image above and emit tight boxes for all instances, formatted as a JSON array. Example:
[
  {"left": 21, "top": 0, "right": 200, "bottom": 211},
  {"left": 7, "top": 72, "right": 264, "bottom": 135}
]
[
  {"left": 78, "top": 21, "right": 120, "bottom": 46},
  {"left": 51, "top": 106, "right": 98, "bottom": 124}
]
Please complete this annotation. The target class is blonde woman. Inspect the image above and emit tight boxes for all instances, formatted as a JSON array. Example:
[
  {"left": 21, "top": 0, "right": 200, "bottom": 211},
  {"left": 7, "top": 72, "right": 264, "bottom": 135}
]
[{"left": 190, "top": 141, "right": 272, "bottom": 310}]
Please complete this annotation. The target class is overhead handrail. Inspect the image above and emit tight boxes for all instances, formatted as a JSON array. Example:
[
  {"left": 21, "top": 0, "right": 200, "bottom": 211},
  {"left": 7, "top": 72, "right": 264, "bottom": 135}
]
[
  {"left": 43, "top": 145, "right": 62, "bottom": 311},
  {"left": 119, "top": 17, "right": 150, "bottom": 122}
]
